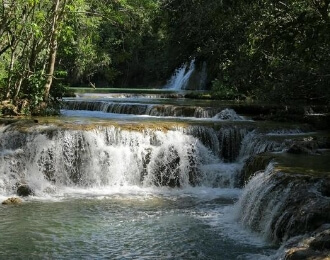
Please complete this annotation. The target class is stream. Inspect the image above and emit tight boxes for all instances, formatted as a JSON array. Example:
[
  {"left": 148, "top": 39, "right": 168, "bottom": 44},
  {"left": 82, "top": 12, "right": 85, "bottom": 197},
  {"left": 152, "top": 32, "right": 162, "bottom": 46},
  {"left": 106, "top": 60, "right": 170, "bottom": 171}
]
[{"left": 0, "top": 90, "right": 328, "bottom": 259}]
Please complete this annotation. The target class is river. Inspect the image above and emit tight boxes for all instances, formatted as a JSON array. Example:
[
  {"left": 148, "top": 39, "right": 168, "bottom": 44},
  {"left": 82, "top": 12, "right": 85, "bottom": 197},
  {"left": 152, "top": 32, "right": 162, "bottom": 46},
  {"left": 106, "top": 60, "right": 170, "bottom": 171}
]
[{"left": 0, "top": 90, "right": 328, "bottom": 259}]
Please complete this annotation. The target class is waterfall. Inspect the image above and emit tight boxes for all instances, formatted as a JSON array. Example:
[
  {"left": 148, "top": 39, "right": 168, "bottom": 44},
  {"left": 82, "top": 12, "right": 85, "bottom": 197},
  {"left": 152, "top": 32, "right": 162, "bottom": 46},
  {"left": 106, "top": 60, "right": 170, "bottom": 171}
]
[
  {"left": 198, "top": 61, "right": 207, "bottom": 90},
  {"left": 238, "top": 131, "right": 285, "bottom": 160},
  {"left": 62, "top": 100, "right": 247, "bottom": 120},
  {"left": 62, "top": 101, "right": 149, "bottom": 115},
  {"left": 62, "top": 99, "right": 249, "bottom": 121},
  {"left": 0, "top": 124, "right": 245, "bottom": 196},
  {"left": 234, "top": 162, "right": 330, "bottom": 243},
  {"left": 165, "top": 60, "right": 195, "bottom": 90}
]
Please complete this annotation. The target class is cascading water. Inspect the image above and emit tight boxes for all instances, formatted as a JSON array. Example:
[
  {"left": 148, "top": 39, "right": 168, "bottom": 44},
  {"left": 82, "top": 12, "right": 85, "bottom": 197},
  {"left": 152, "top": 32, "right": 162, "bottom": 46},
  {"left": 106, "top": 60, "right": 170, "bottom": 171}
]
[
  {"left": 62, "top": 99, "right": 248, "bottom": 120},
  {"left": 165, "top": 59, "right": 195, "bottom": 90},
  {"left": 0, "top": 125, "right": 243, "bottom": 197},
  {"left": 1, "top": 91, "right": 327, "bottom": 259},
  {"left": 235, "top": 161, "right": 330, "bottom": 244}
]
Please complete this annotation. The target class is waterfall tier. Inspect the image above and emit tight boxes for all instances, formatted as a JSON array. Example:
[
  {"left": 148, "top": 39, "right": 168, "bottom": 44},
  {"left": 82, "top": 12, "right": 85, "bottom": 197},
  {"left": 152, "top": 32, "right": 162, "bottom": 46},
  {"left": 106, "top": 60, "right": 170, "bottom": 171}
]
[
  {"left": 165, "top": 60, "right": 196, "bottom": 90},
  {"left": 235, "top": 146, "right": 330, "bottom": 244},
  {"left": 1, "top": 123, "right": 256, "bottom": 196},
  {"left": 62, "top": 100, "right": 246, "bottom": 120}
]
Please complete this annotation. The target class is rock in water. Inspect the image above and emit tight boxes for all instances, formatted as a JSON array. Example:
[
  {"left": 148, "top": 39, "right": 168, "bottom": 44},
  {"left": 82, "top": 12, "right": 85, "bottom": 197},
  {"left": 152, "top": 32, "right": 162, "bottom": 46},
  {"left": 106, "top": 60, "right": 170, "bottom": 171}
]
[
  {"left": 17, "top": 184, "right": 34, "bottom": 197},
  {"left": 213, "top": 109, "right": 242, "bottom": 120},
  {"left": 283, "top": 225, "right": 330, "bottom": 260},
  {"left": 2, "top": 197, "right": 22, "bottom": 205}
]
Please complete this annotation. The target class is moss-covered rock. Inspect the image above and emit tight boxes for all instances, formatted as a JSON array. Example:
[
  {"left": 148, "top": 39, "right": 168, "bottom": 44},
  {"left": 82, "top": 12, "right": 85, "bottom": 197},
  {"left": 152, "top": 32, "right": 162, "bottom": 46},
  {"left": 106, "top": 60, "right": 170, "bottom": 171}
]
[{"left": 2, "top": 197, "right": 23, "bottom": 205}]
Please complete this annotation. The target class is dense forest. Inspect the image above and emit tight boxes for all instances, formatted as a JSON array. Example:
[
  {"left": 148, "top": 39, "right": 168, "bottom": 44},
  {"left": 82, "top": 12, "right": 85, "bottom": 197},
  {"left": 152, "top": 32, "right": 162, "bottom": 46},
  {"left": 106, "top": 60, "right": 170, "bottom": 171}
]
[{"left": 0, "top": 0, "right": 329, "bottom": 115}]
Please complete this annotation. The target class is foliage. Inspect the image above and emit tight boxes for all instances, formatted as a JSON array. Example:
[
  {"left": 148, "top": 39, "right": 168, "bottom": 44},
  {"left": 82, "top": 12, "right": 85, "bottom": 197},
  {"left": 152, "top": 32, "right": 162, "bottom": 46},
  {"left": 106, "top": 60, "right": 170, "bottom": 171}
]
[
  {"left": 160, "top": 0, "right": 330, "bottom": 103},
  {"left": 0, "top": 0, "right": 77, "bottom": 113},
  {"left": 0, "top": 0, "right": 329, "bottom": 115},
  {"left": 211, "top": 79, "right": 239, "bottom": 100}
]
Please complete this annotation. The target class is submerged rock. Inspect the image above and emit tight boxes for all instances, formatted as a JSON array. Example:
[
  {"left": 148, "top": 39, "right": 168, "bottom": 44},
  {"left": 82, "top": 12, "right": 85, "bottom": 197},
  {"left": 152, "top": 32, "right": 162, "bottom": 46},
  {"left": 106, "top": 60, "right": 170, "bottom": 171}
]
[
  {"left": 17, "top": 184, "right": 34, "bottom": 197},
  {"left": 2, "top": 197, "right": 22, "bottom": 205}
]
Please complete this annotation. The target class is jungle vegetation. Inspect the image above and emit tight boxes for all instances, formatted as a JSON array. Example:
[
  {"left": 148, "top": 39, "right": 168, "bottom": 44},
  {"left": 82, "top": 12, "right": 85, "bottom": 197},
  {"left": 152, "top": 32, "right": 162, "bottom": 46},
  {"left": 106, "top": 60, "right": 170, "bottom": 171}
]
[{"left": 0, "top": 0, "right": 329, "bottom": 115}]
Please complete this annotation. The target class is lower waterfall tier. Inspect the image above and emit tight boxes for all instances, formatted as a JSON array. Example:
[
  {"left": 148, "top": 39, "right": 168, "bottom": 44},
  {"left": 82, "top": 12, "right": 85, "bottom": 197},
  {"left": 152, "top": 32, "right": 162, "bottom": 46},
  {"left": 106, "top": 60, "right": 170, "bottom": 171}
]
[
  {"left": 236, "top": 157, "right": 330, "bottom": 246},
  {"left": 0, "top": 123, "right": 248, "bottom": 197}
]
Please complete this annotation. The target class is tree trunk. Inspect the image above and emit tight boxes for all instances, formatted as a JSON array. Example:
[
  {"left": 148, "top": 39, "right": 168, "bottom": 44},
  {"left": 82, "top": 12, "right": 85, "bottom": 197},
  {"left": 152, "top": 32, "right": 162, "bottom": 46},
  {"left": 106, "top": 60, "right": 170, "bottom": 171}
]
[
  {"left": 6, "top": 47, "right": 16, "bottom": 99},
  {"left": 43, "top": 0, "right": 61, "bottom": 102}
]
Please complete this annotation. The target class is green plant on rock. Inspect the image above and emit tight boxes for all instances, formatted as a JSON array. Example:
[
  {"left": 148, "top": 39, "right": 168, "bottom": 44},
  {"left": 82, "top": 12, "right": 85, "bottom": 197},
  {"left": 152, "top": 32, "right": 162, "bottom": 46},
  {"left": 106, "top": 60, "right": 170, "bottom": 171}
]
[{"left": 211, "top": 79, "right": 238, "bottom": 100}]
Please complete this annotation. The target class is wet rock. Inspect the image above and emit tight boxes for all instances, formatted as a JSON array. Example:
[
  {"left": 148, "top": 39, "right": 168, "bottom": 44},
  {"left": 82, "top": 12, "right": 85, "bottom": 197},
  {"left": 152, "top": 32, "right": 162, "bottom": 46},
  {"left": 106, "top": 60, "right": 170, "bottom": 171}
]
[
  {"left": 319, "top": 180, "right": 330, "bottom": 197},
  {"left": 218, "top": 126, "right": 247, "bottom": 162},
  {"left": 239, "top": 153, "right": 274, "bottom": 187},
  {"left": 269, "top": 174, "right": 330, "bottom": 241},
  {"left": 286, "top": 136, "right": 330, "bottom": 155},
  {"left": 151, "top": 145, "right": 181, "bottom": 187},
  {"left": 17, "top": 184, "right": 34, "bottom": 197},
  {"left": 284, "top": 248, "right": 328, "bottom": 260},
  {"left": 2, "top": 197, "right": 23, "bottom": 205},
  {"left": 283, "top": 225, "right": 330, "bottom": 260},
  {"left": 310, "top": 229, "right": 330, "bottom": 250},
  {"left": 239, "top": 165, "right": 330, "bottom": 243},
  {"left": 287, "top": 144, "right": 312, "bottom": 154},
  {"left": 213, "top": 109, "right": 242, "bottom": 120}
]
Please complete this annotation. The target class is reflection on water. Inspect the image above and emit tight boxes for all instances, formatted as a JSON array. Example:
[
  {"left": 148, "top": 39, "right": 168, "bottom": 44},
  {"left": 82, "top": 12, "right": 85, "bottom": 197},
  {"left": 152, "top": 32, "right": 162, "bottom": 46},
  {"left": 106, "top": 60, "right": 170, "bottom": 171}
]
[{"left": 0, "top": 189, "right": 276, "bottom": 259}]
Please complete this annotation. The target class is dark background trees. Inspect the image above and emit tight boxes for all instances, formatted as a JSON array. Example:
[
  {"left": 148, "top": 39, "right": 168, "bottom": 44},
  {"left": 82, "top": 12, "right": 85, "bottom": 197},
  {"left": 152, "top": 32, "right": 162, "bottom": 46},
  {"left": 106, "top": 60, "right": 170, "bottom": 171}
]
[{"left": 0, "top": 0, "right": 329, "bottom": 115}]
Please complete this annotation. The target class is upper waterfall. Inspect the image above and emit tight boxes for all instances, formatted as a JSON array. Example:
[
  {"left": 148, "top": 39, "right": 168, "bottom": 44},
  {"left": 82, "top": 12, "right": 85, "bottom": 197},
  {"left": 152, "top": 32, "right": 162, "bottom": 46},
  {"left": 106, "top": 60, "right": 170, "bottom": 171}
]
[{"left": 165, "top": 60, "right": 195, "bottom": 90}]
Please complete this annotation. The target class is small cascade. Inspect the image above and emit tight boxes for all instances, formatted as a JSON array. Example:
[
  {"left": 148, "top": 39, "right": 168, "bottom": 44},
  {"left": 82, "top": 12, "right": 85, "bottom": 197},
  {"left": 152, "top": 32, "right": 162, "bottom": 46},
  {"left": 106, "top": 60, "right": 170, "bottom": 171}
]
[
  {"left": 179, "top": 125, "right": 220, "bottom": 156},
  {"left": 237, "top": 127, "right": 309, "bottom": 160},
  {"left": 238, "top": 131, "right": 285, "bottom": 160},
  {"left": 63, "top": 101, "right": 149, "bottom": 115},
  {"left": 234, "top": 164, "right": 291, "bottom": 241},
  {"left": 235, "top": 163, "right": 330, "bottom": 243},
  {"left": 145, "top": 105, "right": 218, "bottom": 118},
  {"left": 0, "top": 124, "right": 245, "bottom": 196},
  {"left": 63, "top": 100, "right": 247, "bottom": 120},
  {"left": 198, "top": 61, "right": 208, "bottom": 90},
  {"left": 218, "top": 126, "right": 249, "bottom": 162},
  {"left": 165, "top": 59, "right": 195, "bottom": 90}
]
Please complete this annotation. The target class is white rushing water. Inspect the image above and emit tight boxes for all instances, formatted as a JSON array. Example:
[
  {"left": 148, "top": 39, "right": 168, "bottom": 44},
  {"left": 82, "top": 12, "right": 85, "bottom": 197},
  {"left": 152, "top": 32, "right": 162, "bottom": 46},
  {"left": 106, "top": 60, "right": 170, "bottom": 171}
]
[
  {"left": 165, "top": 59, "right": 196, "bottom": 90},
  {"left": 0, "top": 125, "right": 245, "bottom": 197},
  {"left": 2, "top": 105, "right": 317, "bottom": 259},
  {"left": 0, "top": 122, "right": 281, "bottom": 259}
]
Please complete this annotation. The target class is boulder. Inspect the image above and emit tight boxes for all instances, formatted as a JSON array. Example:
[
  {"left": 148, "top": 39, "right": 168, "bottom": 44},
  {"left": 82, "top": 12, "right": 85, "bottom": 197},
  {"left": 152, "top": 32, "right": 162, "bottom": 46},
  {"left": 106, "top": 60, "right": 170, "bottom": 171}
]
[
  {"left": 2, "top": 197, "right": 22, "bottom": 205},
  {"left": 310, "top": 229, "right": 330, "bottom": 250},
  {"left": 287, "top": 143, "right": 312, "bottom": 154},
  {"left": 17, "top": 184, "right": 34, "bottom": 197},
  {"left": 284, "top": 248, "right": 328, "bottom": 260}
]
